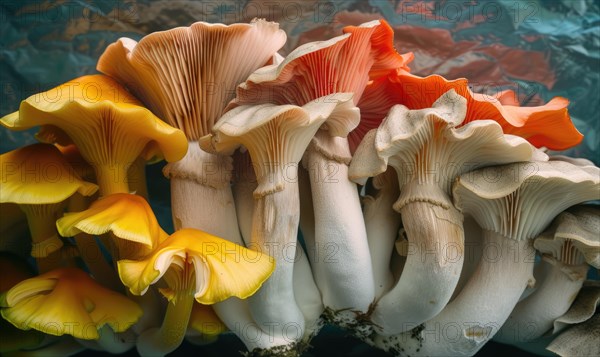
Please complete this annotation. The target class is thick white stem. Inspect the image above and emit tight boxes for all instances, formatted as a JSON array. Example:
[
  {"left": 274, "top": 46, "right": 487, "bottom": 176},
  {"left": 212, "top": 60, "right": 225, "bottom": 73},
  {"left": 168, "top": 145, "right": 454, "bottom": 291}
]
[
  {"left": 451, "top": 216, "right": 483, "bottom": 301},
  {"left": 247, "top": 176, "right": 305, "bottom": 349},
  {"left": 293, "top": 247, "right": 324, "bottom": 341},
  {"left": 372, "top": 196, "right": 464, "bottom": 335},
  {"left": 374, "top": 231, "right": 535, "bottom": 356},
  {"left": 235, "top": 164, "right": 323, "bottom": 344},
  {"left": 305, "top": 140, "right": 373, "bottom": 313},
  {"left": 363, "top": 174, "right": 402, "bottom": 299},
  {"left": 165, "top": 144, "right": 240, "bottom": 241},
  {"left": 495, "top": 257, "right": 587, "bottom": 344}
]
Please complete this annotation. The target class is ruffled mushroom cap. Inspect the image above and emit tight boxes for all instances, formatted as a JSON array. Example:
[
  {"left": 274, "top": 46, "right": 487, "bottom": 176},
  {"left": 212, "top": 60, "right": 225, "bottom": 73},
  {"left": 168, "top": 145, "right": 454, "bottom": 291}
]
[
  {"left": 56, "top": 193, "right": 167, "bottom": 256},
  {"left": 453, "top": 161, "right": 600, "bottom": 241},
  {"left": 354, "top": 70, "right": 582, "bottom": 153},
  {"left": 0, "top": 144, "right": 98, "bottom": 258},
  {"left": 230, "top": 19, "right": 411, "bottom": 108},
  {"left": 201, "top": 93, "right": 357, "bottom": 196},
  {"left": 534, "top": 206, "right": 600, "bottom": 271},
  {"left": 349, "top": 90, "right": 540, "bottom": 208},
  {"left": 1, "top": 75, "right": 188, "bottom": 195},
  {"left": 552, "top": 281, "right": 600, "bottom": 334},
  {"left": 117, "top": 228, "right": 275, "bottom": 304},
  {"left": 0, "top": 253, "right": 45, "bottom": 353},
  {"left": 0, "top": 144, "right": 97, "bottom": 206},
  {"left": 97, "top": 19, "right": 286, "bottom": 140},
  {"left": 546, "top": 313, "right": 600, "bottom": 357},
  {"left": 0, "top": 267, "right": 142, "bottom": 340}
]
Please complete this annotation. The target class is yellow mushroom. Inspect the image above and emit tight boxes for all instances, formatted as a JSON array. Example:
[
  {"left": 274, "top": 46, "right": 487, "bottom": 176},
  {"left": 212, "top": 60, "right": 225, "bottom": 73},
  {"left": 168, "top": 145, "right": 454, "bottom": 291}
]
[
  {"left": 0, "top": 267, "right": 142, "bottom": 341},
  {"left": 0, "top": 253, "right": 45, "bottom": 354},
  {"left": 117, "top": 228, "right": 274, "bottom": 356},
  {"left": 0, "top": 74, "right": 187, "bottom": 196},
  {"left": 56, "top": 193, "right": 167, "bottom": 260},
  {"left": 0, "top": 144, "right": 98, "bottom": 272}
]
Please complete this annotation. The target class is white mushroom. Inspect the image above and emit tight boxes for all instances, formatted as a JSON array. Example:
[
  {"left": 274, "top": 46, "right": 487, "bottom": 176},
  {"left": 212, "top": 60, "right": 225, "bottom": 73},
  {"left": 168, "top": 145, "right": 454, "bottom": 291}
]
[
  {"left": 349, "top": 90, "right": 541, "bottom": 335},
  {"left": 373, "top": 160, "right": 600, "bottom": 356},
  {"left": 201, "top": 93, "right": 357, "bottom": 353},
  {"left": 496, "top": 206, "right": 599, "bottom": 344}
]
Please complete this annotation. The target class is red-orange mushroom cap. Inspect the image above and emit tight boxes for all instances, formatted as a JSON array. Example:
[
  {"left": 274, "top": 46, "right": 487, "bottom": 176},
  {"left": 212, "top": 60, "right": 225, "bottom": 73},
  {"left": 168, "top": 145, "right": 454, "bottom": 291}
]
[
  {"left": 229, "top": 19, "right": 412, "bottom": 109},
  {"left": 354, "top": 70, "right": 582, "bottom": 153}
]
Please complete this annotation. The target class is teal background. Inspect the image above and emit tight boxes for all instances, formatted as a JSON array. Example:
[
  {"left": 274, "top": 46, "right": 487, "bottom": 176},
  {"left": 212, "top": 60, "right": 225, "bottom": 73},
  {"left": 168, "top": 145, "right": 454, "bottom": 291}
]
[{"left": 1, "top": 1, "right": 598, "bottom": 356}]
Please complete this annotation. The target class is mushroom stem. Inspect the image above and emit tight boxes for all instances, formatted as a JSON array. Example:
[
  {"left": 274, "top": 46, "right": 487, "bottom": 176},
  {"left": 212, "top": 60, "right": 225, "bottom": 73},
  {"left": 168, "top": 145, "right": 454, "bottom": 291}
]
[
  {"left": 67, "top": 194, "right": 122, "bottom": 291},
  {"left": 248, "top": 167, "right": 305, "bottom": 347},
  {"left": 136, "top": 274, "right": 196, "bottom": 357},
  {"left": 495, "top": 256, "right": 588, "bottom": 344},
  {"left": 234, "top": 156, "right": 323, "bottom": 344},
  {"left": 374, "top": 230, "right": 535, "bottom": 356},
  {"left": 20, "top": 203, "right": 65, "bottom": 273},
  {"left": 371, "top": 182, "right": 464, "bottom": 335},
  {"left": 164, "top": 144, "right": 239, "bottom": 241},
  {"left": 138, "top": 294, "right": 195, "bottom": 357},
  {"left": 95, "top": 164, "right": 130, "bottom": 197},
  {"left": 363, "top": 171, "right": 402, "bottom": 299},
  {"left": 303, "top": 135, "right": 374, "bottom": 313}
]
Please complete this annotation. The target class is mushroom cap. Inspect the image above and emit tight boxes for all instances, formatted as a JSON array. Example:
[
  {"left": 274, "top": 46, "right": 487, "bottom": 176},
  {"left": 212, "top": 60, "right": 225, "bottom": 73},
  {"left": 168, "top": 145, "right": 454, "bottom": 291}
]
[
  {"left": 349, "top": 90, "right": 540, "bottom": 206},
  {"left": 97, "top": 19, "right": 286, "bottom": 140},
  {"left": 0, "top": 267, "right": 142, "bottom": 340},
  {"left": 552, "top": 280, "right": 600, "bottom": 334},
  {"left": 0, "top": 144, "right": 98, "bottom": 205},
  {"left": 453, "top": 160, "right": 600, "bottom": 241},
  {"left": 534, "top": 206, "right": 600, "bottom": 268},
  {"left": 201, "top": 93, "right": 358, "bottom": 196},
  {"left": 1, "top": 75, "right": 188, "bottom": 167},
  {"left": 56, "top": 193, "right": 166, "bottom": 249},
  {"left": 354, "top": 70, "right": 582, "bottom": 153},
  {"left": 550, "top": 155, "right": 595, "bottom": 167},
  {"left": 547, "top": 313, "right": 600, "bottom": 357},
  {"left": 230, "top": 19, "right": 411, "bottom": 109},
  {"left": 117, "top": 228, "right": 275, "bottom": 305}
]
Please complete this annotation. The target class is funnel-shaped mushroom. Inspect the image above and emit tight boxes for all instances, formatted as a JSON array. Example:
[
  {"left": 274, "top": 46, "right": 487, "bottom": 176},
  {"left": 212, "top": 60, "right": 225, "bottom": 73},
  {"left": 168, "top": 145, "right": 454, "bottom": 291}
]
[
  {"left": 373, "top": 160, "right": 600, "bottom": 356},
  {"left": 349, "top": 90, "right": 541, "bottom": 335},
  {"left": 56, "top": 193, "right": 167, "bottom": 260},
  {"left": 231, "top": 19, "right": 410, "bottom": 316},
  {"left": 355, "top": 70, "right": 582, "bottom": 153},
  {"left": 496, "top": 206, "right": 599, "bottom": 344},
  {"left": 0, "top": 267, "right": 141, "bottom": 340},
  {"left": 117, "top": 228, "right": 274, "bottom": 357},
  {"left": 0, "top": 75, "right": 187, "bottom": 196},
  {"left": 229, "top": 19, "right": 411, "bottom": 108},
  {"left": 201, "top": 93, "right": 356, "bottom": 352},
  {"left": 229, "top": 150, "right": 325, "bottom": 346},
  {"left": 97, "top": 19, "right": 285, "bottom": 249},
  {"left": 0, "top": 144, "right": 98, "bottom": 272}
]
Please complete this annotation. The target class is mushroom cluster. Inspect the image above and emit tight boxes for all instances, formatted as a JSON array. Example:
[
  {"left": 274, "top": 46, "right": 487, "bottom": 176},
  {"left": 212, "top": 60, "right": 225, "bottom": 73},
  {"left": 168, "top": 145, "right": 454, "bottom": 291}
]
[{"left": 1, "top": 18, "right": 598, "bottom": 357}]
